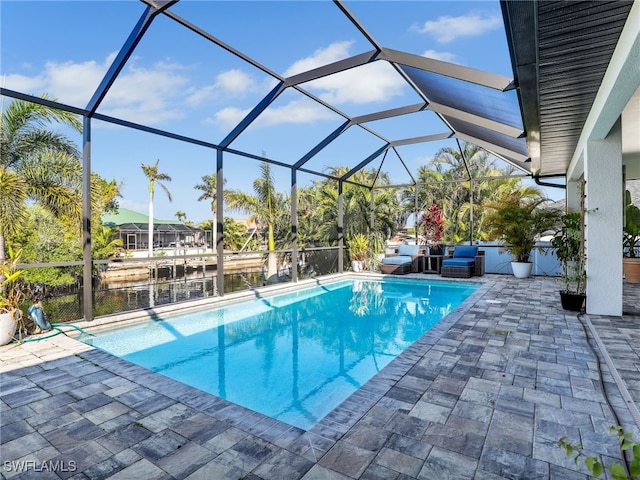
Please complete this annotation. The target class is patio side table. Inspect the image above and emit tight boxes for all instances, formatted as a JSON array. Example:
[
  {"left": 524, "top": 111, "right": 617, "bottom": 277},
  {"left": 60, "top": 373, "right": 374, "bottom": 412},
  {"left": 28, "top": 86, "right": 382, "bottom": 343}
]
[{"left": 423, "top": 255, "right": 444, "bottom": 274}]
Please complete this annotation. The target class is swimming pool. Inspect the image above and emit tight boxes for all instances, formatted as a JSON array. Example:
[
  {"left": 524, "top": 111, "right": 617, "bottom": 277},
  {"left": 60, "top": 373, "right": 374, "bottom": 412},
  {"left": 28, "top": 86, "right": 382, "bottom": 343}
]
[{"left": 81, "top": 277, "right": 479, "bottom": 429}]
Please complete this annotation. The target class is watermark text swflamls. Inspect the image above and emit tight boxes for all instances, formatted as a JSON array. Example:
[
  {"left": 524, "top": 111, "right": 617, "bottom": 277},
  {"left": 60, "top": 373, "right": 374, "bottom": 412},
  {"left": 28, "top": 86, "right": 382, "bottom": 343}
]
[{"left": 3, "top": 460, "right": 77, "bottom": 473}]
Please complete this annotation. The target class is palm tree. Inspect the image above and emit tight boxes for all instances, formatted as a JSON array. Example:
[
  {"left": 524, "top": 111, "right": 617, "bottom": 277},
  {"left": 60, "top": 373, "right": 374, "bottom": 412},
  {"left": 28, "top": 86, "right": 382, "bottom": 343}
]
[
  {"left": 175, "top": 211, "right": 186, "bottom": 223},
  {"left": 0, "top": 167, "right": 28, "bottom": 262},
  {"left": 225, "top": 162, "right": 289, "bottom": 282},
  {"left": 409, "top": 142, "right": 516, "bottom": 243},
  {"left": 0, "top": 94, "right": 82, "bottom": 262},
  {"left": 298, "top": 167, "right": 400, "bottom": 245},
  {"left": 194, "top": 173, "right": 226, "bottom": 250},
  {"left": 141, "top": 159, "right": 172, "bottom": 257}
]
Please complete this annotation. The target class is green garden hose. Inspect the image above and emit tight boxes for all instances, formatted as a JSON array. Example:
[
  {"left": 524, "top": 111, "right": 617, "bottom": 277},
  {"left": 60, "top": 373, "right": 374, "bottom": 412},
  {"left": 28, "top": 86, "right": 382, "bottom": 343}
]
[{"left": 12, "top": 322, "right": 92, "bottom": 344}]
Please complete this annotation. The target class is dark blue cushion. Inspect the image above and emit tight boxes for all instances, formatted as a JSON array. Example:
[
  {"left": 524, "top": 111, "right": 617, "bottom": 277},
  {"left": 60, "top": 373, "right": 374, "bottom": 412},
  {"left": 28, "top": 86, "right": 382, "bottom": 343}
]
[
  {"left": 442, "top": 258, "right": 475, "bottom": 267},
  {"left": 453, "top": 246, "right": 478, "bottom": 258}
]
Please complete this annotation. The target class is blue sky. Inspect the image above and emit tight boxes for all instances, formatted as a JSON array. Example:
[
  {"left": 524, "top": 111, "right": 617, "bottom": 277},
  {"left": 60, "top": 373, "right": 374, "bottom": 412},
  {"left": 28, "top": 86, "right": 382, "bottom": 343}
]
[{"left": 1, "top": 1, "right": 556, "bottom": 224}]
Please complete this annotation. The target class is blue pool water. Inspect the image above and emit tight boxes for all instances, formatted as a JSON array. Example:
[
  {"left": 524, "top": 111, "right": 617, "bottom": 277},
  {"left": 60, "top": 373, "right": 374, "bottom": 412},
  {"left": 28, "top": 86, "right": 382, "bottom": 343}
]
[{"left": 82, "top": 278, "right": 478, "bottom": 429}]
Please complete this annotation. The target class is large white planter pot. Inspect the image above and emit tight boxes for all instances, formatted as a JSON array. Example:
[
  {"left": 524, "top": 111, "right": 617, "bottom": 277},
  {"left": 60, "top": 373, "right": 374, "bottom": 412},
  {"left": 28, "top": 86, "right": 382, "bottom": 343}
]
[
  {"left": 511, "top": 261, "right": 533, "bottom": 279},
  {"left": 0, "top": 311, "right": 17, "bottom": 346},
  {"left": 351, "top": 260, "right": 364, "bottom": 273}
]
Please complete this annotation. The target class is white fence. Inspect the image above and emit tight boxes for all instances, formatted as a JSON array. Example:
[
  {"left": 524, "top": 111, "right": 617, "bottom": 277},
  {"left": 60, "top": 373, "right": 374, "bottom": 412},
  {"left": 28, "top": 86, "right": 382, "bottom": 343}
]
[
  {"left": 386, "top": 241, "right": 563, "bottom": 276},
  {"left": 479, "top": 242, "right": 562, "bottom": 276}
]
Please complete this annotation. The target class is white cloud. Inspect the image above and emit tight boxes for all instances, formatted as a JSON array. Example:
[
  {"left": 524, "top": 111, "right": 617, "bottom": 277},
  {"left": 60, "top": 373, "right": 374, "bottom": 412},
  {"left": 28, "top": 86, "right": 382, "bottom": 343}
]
[
  {"left": 284, "top": 41, "right": 354, "bottom": 77},
  {"left": 305, "top": 61, "right": 406, "bottom": 105},
  {"left": 101, "top": 63, "right": 189, "bottom": 124},
  {"left": 3, "top": 57, "right": 109, "bottom": 105},
  {"left": 2, "top": 73, "right": 47, "bottom": 96},
  {"left": 415, "top": 13, "right": 502, "bottom": 44},
  {"left": 211, "top": 98, "right": 334, "bottom": 129},
  {"left": 422, "top": 50, "right": 457, "bottom": 63},
  {"left": 187, "top": 69, "right": 258, "bottom": 106},
  {"left": 211, "top": 106, "right": 251, "bottom": 128},
  {"left": 3, "top": 52, "right": 189, "bottom": 125}
]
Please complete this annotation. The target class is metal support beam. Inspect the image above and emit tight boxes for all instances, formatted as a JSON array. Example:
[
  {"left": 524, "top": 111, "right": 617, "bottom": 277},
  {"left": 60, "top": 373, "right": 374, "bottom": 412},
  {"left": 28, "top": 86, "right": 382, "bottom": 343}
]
[
  {"left": 82, "top": 117, "right": 93, "bottom": 321},
  {"left": 338, "top": 181, "right": 344, "bottom": 273},
  {"left": 285, "top": 50, "right": 379, "bottom": 86},
  {"left": 216, "top": 149, "right": 225, "bottom": 296},
  {"left": 352, "top": 103, "right": 426, "bottom": 124},
  {"left": 389, "top": 132, "right": 452, "bottom": 147},
  {"left": 427, "top": 102, "right": 524, "bottom": 138},
  {"left": 291, "top": 169, "right": 298, "bottom": 282},
  {"left": 456, "top": 139, "right": 474, "bottom": 244},
  {"left": 293, "top": 120, "right": 351, "bottom": 170},
  {"left": 414, "top": 183, "right": 419, "bottom": 244},
  {"left": 380, "top": 47, "right": 514, "bottom": 91},
  {"left": 370, "top": 189, "right": 375, "bottom": 231},
  {"left": 219, "top": 82, "right": 287, "bottom": 149},
  {"left": 340, "top": 144, "right": 389, "bottom": 182},
  {"left": 469, "top": 180, "right": 475, "bottom": 244}
]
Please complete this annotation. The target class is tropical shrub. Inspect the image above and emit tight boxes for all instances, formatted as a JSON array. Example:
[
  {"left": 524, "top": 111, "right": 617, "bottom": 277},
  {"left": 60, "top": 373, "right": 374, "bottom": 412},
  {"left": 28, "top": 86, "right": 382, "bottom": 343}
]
[{"left": 484, "top": 188, "right": 562, "bottom": 263}]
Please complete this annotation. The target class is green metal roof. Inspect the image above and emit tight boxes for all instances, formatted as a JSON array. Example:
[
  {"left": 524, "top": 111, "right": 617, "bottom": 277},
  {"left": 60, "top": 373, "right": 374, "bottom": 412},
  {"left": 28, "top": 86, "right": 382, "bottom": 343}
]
[{"left": 102, "top": 207, "right": 181, "bottom": 226}]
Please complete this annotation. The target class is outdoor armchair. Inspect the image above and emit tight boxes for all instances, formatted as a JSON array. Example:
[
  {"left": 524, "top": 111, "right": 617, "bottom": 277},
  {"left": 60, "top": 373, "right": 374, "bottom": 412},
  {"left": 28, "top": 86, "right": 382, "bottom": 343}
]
[
  {"left": 441, "top": 246, "right": 485, "bottom": 278},
  {"left": 380, "top": 244, "right": 424, "bottom": 275}
]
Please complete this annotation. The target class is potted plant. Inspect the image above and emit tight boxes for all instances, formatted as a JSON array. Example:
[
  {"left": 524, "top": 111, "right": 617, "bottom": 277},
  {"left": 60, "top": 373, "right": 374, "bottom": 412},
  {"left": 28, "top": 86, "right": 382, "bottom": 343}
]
[
  {"left": 551, "top": 211, "right": 586, "bottom": 311},
  {"left": 0, "top": 247, "right": 27, "bottom": 345},
  {"left": 366, "top": 232, "right": 386, "bottom": 271},
  {"left": 348, "top": 233, "right": 369, "bottom": 273},
  {"left": 484, "top": 189, "right": 562, "bottom": 278},
  {"left": 421, "top": 204, "right": 445, "bottom": 255},
  {"left": 623, "top": 189, "right": 640, "bottom": 283}
]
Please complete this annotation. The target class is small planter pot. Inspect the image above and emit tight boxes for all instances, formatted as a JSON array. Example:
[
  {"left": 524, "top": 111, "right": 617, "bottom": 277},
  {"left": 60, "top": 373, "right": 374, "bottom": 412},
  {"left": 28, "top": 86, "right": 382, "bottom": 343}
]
[
  {"left": 0, "top": 311, "right": 17, "bottom": 346},
  {"left": 623, "top": 257, "right": 640, "bottom": 284},
  {"left": 511, "top": 261, "right": 533, "bottom": 279},
  {"left": 560, "top": 291, "right": 586, "bottom": 312}
]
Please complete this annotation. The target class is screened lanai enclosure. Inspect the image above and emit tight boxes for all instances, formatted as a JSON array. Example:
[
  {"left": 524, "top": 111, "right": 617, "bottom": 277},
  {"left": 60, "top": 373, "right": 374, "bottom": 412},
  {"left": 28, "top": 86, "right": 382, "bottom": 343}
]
[{"left": 1, "top": 0, "right": 636, "bottom": 322}]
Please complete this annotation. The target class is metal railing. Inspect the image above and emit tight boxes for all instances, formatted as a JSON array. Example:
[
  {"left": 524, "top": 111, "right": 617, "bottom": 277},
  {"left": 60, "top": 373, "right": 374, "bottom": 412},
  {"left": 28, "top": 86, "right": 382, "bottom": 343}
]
[{"left": 18, "top": 247, "right": 341, "bottom": 323}]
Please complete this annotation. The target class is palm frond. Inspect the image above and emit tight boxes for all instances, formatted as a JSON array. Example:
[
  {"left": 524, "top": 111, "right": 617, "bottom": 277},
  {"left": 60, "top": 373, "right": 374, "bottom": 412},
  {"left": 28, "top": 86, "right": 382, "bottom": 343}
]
[{"left": 0, "top": 166, "right": 28, "bottom": 237}]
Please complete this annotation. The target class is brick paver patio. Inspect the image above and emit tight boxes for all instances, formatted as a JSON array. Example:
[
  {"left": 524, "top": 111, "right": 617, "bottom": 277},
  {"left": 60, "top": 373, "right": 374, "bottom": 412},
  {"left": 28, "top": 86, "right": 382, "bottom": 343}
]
[{"left": 1, "top": 274, "right": 639, "bottom": 479}]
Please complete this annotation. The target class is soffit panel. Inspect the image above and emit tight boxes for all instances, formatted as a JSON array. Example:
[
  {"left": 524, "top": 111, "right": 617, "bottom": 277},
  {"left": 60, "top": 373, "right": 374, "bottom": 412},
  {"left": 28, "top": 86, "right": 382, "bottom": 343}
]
[{"left": 505, "top": 0, "right": 634, "bottom": 177}]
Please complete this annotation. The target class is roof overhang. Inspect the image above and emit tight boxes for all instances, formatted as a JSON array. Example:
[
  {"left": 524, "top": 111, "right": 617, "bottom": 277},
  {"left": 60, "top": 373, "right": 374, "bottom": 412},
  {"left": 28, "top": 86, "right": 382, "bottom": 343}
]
[{"left": 501, "top": 0, "right": 636, "bottom": 178}]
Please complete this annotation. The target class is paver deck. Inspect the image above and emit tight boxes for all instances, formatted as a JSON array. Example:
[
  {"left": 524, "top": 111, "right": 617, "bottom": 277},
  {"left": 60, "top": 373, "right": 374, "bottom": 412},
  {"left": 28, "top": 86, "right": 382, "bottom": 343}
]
[{"left": 1, "top": 274, "right": 639, "bottom": 480}]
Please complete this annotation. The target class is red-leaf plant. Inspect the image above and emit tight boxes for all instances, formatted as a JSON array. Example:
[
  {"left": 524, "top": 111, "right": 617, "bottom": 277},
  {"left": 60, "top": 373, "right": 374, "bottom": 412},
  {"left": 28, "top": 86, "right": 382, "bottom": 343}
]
[{"left": 421, "top": 204, "right": 444, "bottom": 249}]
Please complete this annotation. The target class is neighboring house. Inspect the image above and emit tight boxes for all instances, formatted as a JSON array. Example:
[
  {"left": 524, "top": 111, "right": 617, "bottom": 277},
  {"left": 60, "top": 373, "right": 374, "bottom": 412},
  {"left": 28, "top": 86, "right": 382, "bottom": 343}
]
[{"left": 102, "top": 208, "right": 205, "bottom": 250}]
